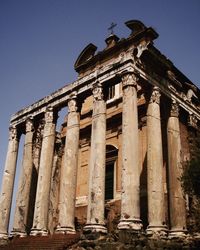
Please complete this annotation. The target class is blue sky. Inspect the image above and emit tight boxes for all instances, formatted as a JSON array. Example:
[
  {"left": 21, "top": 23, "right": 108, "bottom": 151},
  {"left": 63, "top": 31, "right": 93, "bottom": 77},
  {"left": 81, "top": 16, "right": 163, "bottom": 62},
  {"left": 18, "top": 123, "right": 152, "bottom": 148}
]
[{"left": 0, "top": 0, "right": 200, "bottom": 228}]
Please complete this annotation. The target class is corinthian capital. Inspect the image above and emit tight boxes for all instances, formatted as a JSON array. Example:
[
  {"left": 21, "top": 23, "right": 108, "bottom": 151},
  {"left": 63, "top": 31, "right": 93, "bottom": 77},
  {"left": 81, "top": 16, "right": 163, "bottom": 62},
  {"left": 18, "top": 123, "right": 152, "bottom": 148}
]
[
  {"left": 26, "top": 116, "right": 34, "bottom": 133},
  {"left": 149, "top": 86, "right": 161, "bottom": 104},
  {"left": 9, "top": 125, "right": 18, "bottom": 141},
  {"left": 121, "top": 71, "right": 138, "bottom": 89},
  {"left": 45, "top": 106, "right": 54, "bottom": 123},
  {"left": 188, "top": 113, "right": 198, "bottom": 129},
  {"left": 68, "top": 92, "right": 78, "bottom": 113},
  {"left": 170, "top": 99, "right": 179, "bottom": 117},
  {"left": 92, "top": 81, "right": 103, "bottom": 101}
]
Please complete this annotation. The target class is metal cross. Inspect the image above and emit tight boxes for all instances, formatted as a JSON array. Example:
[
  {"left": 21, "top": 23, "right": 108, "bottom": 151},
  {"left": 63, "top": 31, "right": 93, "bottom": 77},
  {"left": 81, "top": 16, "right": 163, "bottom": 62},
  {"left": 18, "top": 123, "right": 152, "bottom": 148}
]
[{"left": 108, "top": 22, "right": 117, "bottom": 35}]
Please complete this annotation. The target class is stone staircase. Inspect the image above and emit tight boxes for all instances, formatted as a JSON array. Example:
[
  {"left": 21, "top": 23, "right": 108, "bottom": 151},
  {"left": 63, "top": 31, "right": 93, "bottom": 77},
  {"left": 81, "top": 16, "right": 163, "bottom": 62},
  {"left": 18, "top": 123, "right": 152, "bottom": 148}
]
[{"left": 0, "top": 234, "right": 80, "bottom": 250}]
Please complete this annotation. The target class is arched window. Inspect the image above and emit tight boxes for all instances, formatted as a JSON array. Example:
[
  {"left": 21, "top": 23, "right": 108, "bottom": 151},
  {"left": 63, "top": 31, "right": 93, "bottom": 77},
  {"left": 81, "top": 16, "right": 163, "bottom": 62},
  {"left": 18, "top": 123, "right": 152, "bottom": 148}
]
[{"left": 105, "top": 145, "right": 118, "bottom": 201}]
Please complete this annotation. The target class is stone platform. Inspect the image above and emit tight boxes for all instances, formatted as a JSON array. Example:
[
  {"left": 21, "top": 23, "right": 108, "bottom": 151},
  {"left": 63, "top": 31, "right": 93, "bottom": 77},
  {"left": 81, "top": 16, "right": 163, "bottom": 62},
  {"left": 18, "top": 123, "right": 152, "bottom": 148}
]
[{"left": 0, "top": 233, "right": 80, "bottom": 250}]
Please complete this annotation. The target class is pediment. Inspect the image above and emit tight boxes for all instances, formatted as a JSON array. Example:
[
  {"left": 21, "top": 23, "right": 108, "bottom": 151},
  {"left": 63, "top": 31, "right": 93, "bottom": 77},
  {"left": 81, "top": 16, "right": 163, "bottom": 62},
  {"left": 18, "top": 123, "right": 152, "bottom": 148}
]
[
  {"left": 74, "top": 43, "right": 97, "bottom": 71},
  {"left": 125, "top": 20, "right": 146, "bottom": 35}
]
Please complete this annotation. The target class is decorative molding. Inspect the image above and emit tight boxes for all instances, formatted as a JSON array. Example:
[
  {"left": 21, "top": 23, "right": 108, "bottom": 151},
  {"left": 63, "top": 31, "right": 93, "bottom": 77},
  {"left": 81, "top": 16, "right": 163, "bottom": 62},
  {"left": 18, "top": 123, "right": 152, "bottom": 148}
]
[
  {"left": 9, "top": 56, "right": 200, "bottom": 127},
  {"left": 186, "top": 88, "right": 198, "bottom": 103}
]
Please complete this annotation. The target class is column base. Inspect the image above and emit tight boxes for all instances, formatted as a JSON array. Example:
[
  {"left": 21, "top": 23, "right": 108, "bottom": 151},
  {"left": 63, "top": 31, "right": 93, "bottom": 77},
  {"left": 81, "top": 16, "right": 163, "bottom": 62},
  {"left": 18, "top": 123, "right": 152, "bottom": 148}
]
[
  {"left": 118, "top": 218, "right": 143, "bottom": 231},
  {"left": 30, "top": 228, "right": 48, "bottom": 236},
  {"left": 0, "top": 232, "right": 8, "bottom": 240},
  {"left": 83, "top": 224, "right": 107, "bottom": 234},
  {"left": 146, "top": 225, "right": 168, "bottom": 237},
  {"left": 11, "top": 230, "right": 27, "bottom": 237},
  {"left": 168, "top": 229, "right": 187, "bottom": 238},
  {"left": 55, "top": 226, "right": 76, "bottom": 234}
]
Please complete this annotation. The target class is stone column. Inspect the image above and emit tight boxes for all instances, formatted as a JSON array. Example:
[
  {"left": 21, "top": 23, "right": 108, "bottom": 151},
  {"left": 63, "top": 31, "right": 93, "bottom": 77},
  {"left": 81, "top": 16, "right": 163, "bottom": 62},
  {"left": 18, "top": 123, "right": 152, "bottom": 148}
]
[
  {"left": 56, "top": 92, "right": 80, "bottom": 234},
  {"left": 31, "top": 107, "right": 56, "bottom": 236},
  {"left": 167, "top": 99, "right": 187, "bottom": 237},
  {"left": 12, "top": 118, "right": 34, "bottom": 236},
  {"left": 146, "top": 86, "right": 167, "bottom": 235},
  {"left": 83, "top": 81, "right": 107, "bottom": 234},
  {"left": 0, "top": 126, "right": 19, "bottom": 239},
  {"left": 118, "top": 71, "right": 142, "bottom": 231}
]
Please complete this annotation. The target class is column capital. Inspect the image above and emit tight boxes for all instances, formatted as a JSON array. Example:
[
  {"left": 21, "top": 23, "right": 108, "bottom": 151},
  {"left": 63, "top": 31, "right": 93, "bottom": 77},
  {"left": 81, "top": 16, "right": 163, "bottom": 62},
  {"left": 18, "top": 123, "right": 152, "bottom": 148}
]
[
  {"left": 92, "top": 81, "right": 104, "bottom": 101},
  {"left": 121, "top": 71, "right": 138, "bottom": 89},
  {"left": 149, "top": 86, "right": 161, "bottom": 104},
  {"left": 68, "top": 91, "right": 78, "bottom": 113},
  {"left": 170, "top": 99, "right": 179, "bottom": 117},
  {"left": 188, "top": 113, "right": 198, "bottom": 129},
  {"left": 25, "top": 116, "right": 34, "bottom": 133},
  {"left": 8, "top": 125, "right": 18, "bottom": 141},
  {"left": 44, "top": 106, "right": 54, "bottom": 123}
]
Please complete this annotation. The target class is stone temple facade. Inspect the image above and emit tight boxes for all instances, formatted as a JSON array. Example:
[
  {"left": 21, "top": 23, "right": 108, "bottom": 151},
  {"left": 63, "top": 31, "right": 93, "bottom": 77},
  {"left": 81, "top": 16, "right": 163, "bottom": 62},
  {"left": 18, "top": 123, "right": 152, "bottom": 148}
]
[{"left": 0, "top": 20, "right": 200, "bottom": 243}]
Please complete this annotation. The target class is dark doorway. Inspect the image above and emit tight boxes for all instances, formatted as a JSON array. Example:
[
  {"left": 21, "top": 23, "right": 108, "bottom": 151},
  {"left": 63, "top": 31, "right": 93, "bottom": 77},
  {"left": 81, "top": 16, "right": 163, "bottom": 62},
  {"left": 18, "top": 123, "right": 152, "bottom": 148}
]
[
  {"left": 105, "top": 162, "right": 114, "bottom": 200},
  {"left": 105, "top": 145, "right": 118, "bottom": 201}
]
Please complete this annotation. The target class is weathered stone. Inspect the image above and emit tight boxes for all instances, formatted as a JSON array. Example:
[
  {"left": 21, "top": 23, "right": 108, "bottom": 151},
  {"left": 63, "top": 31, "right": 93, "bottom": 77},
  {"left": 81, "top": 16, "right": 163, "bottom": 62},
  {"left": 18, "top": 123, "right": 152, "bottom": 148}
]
[
  {"left": 12, "top": 118, "right": 34, "bottom": 236},
  {"left": 1, "top": 19, "right": 200, "bottom": 248},
  {"left": 84, "top": 82, "right": 107, "bottom": 234},
  {"left": 118, "top": 72, "right": 142, "bottom": 231},
  {"left": 31, "top": 107, "right": 56, "bottom": 236},
  {"left": 167, "top": 100, "right": 187, "bottom": 237},
  {"left": 146, "top": 87, "right": 167, "bottom": 235},
  {"left": 0, "top": 126, "right": 19, "bottom": 239},
  {"left": 56, "top": 93, "right": 80, "bottom": 234}
]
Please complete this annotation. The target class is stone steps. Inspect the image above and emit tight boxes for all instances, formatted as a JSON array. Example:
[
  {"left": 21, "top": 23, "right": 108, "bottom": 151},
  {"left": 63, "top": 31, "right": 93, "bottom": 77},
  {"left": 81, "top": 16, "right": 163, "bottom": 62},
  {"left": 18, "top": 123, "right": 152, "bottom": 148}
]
[{"left": 0, "top": 234, "right": 80, "bottom": 250}]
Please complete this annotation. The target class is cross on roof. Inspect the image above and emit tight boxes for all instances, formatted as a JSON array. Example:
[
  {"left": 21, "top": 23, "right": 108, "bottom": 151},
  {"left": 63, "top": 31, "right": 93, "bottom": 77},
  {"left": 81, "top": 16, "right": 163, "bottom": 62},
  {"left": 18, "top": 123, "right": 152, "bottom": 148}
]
[{"left": 108, "top": 22, "right": 117, "bottom": 35}]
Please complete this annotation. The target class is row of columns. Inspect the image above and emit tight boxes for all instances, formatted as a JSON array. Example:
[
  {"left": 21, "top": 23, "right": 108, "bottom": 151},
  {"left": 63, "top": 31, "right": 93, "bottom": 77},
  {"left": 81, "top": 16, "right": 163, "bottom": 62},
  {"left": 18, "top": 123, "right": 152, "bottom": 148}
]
[{"left": 0, "top": 71, "right": 187, "bottom": 239}]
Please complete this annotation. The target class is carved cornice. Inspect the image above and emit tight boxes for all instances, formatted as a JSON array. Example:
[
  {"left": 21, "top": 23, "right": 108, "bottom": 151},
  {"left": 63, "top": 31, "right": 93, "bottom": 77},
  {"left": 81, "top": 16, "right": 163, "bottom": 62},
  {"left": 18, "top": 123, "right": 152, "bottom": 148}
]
[
  {"left": 9, "top": 50, "right": 200, "bottom": 128},
  {"left": 149, "top": 86, "right": 161, "bottom": 104},
  {"left": 92, "top": 81, "right": 104, "bottom": 101},
  {"left": 134, "top": 63, "right": 200, "bottom": 121}
]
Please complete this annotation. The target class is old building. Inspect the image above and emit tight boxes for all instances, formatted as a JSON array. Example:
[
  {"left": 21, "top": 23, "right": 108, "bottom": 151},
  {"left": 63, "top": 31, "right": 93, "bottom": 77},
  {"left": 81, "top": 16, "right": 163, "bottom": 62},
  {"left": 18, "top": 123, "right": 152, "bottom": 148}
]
[{"left": 0, "top": 20, "right": 199, "bottom": 244}]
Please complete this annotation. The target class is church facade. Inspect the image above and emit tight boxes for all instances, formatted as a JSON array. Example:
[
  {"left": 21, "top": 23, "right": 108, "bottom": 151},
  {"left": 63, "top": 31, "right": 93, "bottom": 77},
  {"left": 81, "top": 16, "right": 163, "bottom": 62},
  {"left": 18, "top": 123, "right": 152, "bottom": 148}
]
[{"left": 0, "top": 20, "right": 199, "bottom": 240}]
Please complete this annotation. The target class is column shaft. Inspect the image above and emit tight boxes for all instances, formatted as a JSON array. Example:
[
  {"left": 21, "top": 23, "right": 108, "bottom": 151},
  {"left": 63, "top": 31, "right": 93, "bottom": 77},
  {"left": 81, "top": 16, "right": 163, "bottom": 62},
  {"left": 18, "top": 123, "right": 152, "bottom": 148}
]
[
  {"left": 167, "top": 100, "right": 187, "bottom": 237},
  {"left": 84, "top": 82, "right": 107, "bottom": 234},
  {"left": 31, "top": 107, "right": 56, "bottom": 236},
  {"left": 12, "top": 118, "right": 34, "bottom": 236},
  {"left": 118, "top": 72, "right": 142, "bottom": 231},
  {"left": 56, "top": 93, "right": 80, "bottom": 234},
  {"left": 146, "top": 86, "right": 167, "bottom": 235},
  {"left": 0, "top": 126, "right": 19, "bottom": 239}
]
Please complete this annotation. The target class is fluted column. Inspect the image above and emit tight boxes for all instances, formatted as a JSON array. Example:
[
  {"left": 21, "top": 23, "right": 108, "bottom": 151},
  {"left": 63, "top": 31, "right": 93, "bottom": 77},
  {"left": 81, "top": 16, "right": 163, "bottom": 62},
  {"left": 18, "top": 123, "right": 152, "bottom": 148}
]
[
  {"left": 146, "top": 86, "right": 167, "bottom": 235},
  {"left": 118, "top": 71, "right": 142, "bottom": 231},
  {"left": 12, "top": 117, "right": 34, "bottom": 236},
  {"left": 167, "top": 99, "right": 187, "bottom": 237},
  {"left": 0, "top": 126, "right": 20, "bottom": 239},
  {"left": 31, "top": 107, "right": 56, "bottom": 236},
  {"left": 84, "top": 81, "right": 107, "bottom": 234},
  {"left": 56, "top": 92, "right": 80, "bottom": 234}
]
